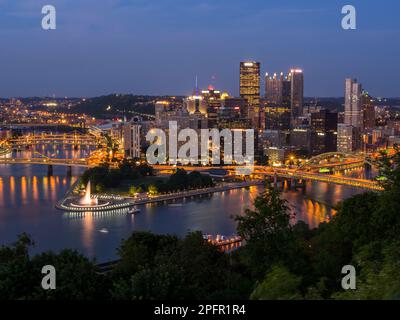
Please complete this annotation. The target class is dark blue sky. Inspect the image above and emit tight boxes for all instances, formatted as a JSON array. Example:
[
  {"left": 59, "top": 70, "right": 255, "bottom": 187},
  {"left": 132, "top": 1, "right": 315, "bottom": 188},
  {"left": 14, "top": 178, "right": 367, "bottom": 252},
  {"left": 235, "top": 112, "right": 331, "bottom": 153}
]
[{"left": 1, "top": 0, "right": 399, "bottom": 98}]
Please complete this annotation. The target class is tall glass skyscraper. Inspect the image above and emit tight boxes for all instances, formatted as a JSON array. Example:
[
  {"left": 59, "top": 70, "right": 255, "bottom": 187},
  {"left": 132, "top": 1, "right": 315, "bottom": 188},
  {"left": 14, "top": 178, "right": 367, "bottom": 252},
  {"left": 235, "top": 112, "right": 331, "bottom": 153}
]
[
  {"left": 344, "top": 78, "right": 363, "bottom": 128},
  {"left": 265, "top": 72, "right": 291, "bottom": 107},
  {"left": 240, "top": 61, "right": 261, "bottom": 128},
  {"left": 288, "top": 68, "right": 304, "bottom": 120},
  {"left": 239, "top": 61, "right": 260, "bottom": 107}
]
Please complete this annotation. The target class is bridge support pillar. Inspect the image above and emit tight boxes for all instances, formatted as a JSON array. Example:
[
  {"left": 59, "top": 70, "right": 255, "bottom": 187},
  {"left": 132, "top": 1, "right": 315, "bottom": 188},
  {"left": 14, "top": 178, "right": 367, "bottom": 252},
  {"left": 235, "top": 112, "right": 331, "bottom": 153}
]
[
  {"left": 47, "top": 165, "right": 53, "bottom": 176},
  {"left": 296, "top": 179, "right": 306, "bottom": 189},
  {"left": 66, "top": 166, "right": 72, "bottom": 177},
  {"left": 290, "top": 177, "right": 295, "bottom": 189}
]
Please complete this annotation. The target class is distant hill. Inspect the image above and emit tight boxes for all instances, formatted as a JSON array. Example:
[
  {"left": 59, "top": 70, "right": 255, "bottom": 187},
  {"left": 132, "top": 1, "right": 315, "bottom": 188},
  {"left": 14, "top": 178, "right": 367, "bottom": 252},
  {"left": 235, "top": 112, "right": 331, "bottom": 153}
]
[
  {"left": 304, "top": 97, "right": 344, "bottom": 111},
  {"left": 65, "top": 94, "right": 159, "bottom": 118},
  {"left": 305, "top": 97, "right": 400, "bottom": 112}
]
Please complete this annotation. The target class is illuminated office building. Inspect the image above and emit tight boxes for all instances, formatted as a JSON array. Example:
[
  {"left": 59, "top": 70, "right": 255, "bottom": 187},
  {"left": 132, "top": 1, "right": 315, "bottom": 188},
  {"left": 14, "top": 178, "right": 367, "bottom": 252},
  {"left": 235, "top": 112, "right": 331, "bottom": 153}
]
[
  {"left": 219, "top": 97, "right": 250, "bottom": 129},
  {"left": 240, "top": 61, "right": 260, "bottom": 106},
  {"left": 345, "top": 78, "right": 363, "bottom": 128},
  {"left": 265, "top": 72, "right": 291, "bottom": 107},
  {"left": 310, "top": 109, "right": 338, "bottom": 155},
  {"left": 264, "top": 71, "right": 292, "bottom": 130},
  {"left": 264, "top": 104, "right": 291, "bottom": 131},
  {"left": 337, "top": 124, "right": 361, "bottom": 153},
  {"left": 185, "top": 95, "right": 207, "bottom": 115},
  {"left": 240, "top": 61, "right": 260, "bottom": 127},
  {"left": 362, "top": 91, "right": 375, "bottom": 130},
  {"left": 288, "top": 69, "right": 304, "bottom": 121},
  {"left": 290, "top": 127, "right": 311, "bottom": 154},
  {"left": 122, "top": 118, "right": 141, "bottom": 159},
  {"left": 201, "top": 85, "right": 227, "bottom": 127}
]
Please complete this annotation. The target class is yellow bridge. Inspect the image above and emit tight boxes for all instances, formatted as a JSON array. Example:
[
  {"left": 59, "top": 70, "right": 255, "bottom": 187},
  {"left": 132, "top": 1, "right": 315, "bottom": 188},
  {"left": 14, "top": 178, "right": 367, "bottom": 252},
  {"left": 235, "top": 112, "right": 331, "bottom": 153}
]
[
  {"left": 0, "top": 157, "right": 92, "bottom": 168},
  {"left": 7, "top": 133, "right": 103, "bottom": 148},
  {"left": 153, "top": 164, "right": 384, "bottom": 191}
]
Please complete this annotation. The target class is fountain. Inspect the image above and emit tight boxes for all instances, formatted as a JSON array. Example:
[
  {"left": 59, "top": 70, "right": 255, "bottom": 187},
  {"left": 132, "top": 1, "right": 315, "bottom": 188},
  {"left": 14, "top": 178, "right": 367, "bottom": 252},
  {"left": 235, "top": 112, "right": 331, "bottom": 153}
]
[
  {"left": 56, "top": 179, "right": 136, "bottom": 213},
  {"left": 80, "top": 181, "right": 98, "bottom": 206}
]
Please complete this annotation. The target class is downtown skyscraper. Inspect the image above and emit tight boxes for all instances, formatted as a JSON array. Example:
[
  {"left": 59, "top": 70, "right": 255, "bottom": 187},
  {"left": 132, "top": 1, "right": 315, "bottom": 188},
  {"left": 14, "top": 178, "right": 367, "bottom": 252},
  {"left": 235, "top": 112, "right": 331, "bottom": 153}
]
[
  {"left": 338, "top": 78, "right": 363, "bottom": 152},
  {"left": 264, "top": 68, "right": 303, "bottom": 129},
  {"left": 239, "top": 61, "right": 261, "bottom": 107},
  {"left": 240, "top": 61, "right": 261, "bottom": 128},
  {"left": 344, "top": 78, "right": 363, "bottom": 128},
  {"left": 288, "top": 69, "right": 304, "bottom": 121},
  {"left": 264, "top": 71, "right": 291, "bottom": 130},
  {"left": 265, "top": 72, "right": 291, "bottom": 107}
]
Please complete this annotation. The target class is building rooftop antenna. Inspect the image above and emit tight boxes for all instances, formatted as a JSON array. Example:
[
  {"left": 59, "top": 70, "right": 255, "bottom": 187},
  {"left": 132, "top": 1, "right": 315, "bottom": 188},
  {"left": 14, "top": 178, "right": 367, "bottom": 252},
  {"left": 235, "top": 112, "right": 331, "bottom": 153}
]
[{"left": 195, "top": 75, "right": 199, "bottom": 96}]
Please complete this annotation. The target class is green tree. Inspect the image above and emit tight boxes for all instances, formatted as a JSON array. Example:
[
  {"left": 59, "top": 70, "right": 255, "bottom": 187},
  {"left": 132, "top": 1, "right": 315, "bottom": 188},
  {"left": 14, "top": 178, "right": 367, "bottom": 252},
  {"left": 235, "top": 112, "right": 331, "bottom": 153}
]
[
  {"left": 234, "top": 188, "right": 295, "bottom": 279},
  {"left": 0, "top": 233, "right": 35, "bottom": 300},
  {"left": 250, "top": 265, "right": 302, "bottom": 300},
  {"left": 129, "top": 185, "right": 143, "bottom": 196},
  {"left": 110, "top": 231, "right": 236, "bottom": 300},
  {"left": 333, "top": 241, "right": 400, "bottom": 300},
  {"left": 0, "top": 234, "right": 109, "bottom": 300},
  {"left": 147, "top": 184, "right": 158, "bottom": 196},
  {"left": 29, "top": 250, "right": 110, "bottom": 300},
  {"left": 168, "top": 168, "right": 188, "bottom": 191}
]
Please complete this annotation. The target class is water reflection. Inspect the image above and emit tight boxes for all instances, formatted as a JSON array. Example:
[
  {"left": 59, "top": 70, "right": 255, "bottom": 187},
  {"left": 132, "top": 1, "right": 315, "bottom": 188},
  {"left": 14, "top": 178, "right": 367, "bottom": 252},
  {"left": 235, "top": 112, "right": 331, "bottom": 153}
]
[
  {"left": 82, "top": 214, "right": 94, "bottom": 257},
  {"left": 0, "top": 171, "right": 363, "bottom": 262},
  {"left": 0, "top": 144, "right": 366, "bottom": 262}
]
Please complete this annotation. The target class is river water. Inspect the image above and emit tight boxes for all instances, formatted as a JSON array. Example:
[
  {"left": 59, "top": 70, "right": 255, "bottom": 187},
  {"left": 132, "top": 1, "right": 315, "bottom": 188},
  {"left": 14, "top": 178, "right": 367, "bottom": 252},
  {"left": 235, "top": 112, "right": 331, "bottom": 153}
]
[{"left": 0, "top": 146, "right": 366, "bottom": 262}]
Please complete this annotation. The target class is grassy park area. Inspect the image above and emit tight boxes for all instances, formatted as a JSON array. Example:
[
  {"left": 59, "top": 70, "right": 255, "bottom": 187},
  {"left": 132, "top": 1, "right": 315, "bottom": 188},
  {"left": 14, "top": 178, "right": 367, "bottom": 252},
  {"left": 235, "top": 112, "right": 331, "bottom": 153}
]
[{"left": 80, "top": 160, "right": 215, "bottom": 197}]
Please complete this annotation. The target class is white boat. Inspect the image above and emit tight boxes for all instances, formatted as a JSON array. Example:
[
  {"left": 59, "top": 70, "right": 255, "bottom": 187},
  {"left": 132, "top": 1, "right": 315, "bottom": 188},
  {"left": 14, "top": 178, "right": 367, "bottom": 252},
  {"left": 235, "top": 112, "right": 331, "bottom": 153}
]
[
  {"left": 99, "top": 228, "right": 109, "bottom": 234},
  {"left": 128, "top": 206, "right": 140, "bottom": 214}
]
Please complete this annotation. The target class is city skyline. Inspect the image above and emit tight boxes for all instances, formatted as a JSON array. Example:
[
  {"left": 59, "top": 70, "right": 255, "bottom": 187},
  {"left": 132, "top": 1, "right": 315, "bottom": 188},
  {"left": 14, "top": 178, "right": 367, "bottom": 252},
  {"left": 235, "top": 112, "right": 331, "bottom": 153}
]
[
  {"left": 1, "top": 0, "right": 400, "bottom": 97},
  {"left": 2, "top": 0, "right": 400, "bottom": 304}
]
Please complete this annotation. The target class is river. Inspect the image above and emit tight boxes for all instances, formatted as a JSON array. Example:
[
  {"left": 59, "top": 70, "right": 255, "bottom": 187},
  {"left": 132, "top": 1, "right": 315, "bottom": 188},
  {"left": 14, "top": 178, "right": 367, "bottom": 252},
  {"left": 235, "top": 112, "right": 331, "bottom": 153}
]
[{"left": 0, "top": 145, "right": 366, "bottom": 262}]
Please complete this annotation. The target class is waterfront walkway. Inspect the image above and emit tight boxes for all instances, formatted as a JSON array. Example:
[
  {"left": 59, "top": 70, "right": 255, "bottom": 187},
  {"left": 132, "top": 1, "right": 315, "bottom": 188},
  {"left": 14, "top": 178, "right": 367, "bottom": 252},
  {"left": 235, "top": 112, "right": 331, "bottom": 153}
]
[{"left": 130, "top": 181, "right": 263, "bottom": 205}]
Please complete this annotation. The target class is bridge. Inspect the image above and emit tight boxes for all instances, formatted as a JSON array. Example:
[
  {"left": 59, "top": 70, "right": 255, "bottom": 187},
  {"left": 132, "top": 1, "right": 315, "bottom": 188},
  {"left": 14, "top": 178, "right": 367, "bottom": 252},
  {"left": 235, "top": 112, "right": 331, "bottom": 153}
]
[
  {"left": 0, "top": 160, "right": 384, "bottom": 190},
  {"left": 1, "top": 123, "right": 85, "bottom": 129},
  {"left": 298, "top": 151, "right": 381, "bottom": 172},
  {"left": 6, "top": 133, "right": 103, "bottom": 148},
  {"left": 0, "top": 143, "right": 390, "bottom": 190},
  {"left": 0, "top": 157, "right": 91, "bottom": 168},
  {"left": 0, "top": 130, "right": 111, "bottom": 172},
  {"left": 250, "top": 168, "right": 383, "bottom": 191},
  {"left": 152, "top": 164, "right": 383, "bottom": 191}
]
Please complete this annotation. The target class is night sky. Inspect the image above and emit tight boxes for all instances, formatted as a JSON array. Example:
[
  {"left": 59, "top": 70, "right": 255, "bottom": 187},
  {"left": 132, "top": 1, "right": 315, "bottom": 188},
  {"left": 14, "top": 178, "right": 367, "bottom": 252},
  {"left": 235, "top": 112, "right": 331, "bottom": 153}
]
[{"left": 1, "top": 0, "right": 399, "bottom": 98}]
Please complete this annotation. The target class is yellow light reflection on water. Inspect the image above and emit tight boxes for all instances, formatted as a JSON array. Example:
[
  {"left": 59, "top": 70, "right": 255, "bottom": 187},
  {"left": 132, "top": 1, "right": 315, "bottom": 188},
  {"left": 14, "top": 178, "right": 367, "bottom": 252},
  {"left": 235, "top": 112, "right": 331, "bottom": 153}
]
[
  {"left": 82, "top": 213, "right": 94, "bottom": 257},
  {"left": 32, "top": 176, "right": 39, "bottom": 201},
  {"left": 50, "top": 176, "right": 56, "bottom": 201},
  {"left": 21, "top": 176, "right": 27, "bottom": 203},
  {"left": 10, "top": 176, "right": 15, "bottom": 205},
  {"left": 0, "top": 177, "right": 3, "bottom": 206},
  {"left": 43, "top": 176, "right": 49, "bottom": 199}
]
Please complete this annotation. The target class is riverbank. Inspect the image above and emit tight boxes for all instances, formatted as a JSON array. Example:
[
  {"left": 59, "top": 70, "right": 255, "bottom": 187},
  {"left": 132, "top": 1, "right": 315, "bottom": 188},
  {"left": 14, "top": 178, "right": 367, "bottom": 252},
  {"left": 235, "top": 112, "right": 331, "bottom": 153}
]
[
  {"left": 0, "top": 164, "right": 357, "bottom": 262},
  {"left": 57, "top": 180, "right": 264, "bottom": 209},
  {"left": 130, "top": 180, "right": 264, "bottom": 205},
  {"left": 0, "top": 147, "right": 11, "bottom": 156}
]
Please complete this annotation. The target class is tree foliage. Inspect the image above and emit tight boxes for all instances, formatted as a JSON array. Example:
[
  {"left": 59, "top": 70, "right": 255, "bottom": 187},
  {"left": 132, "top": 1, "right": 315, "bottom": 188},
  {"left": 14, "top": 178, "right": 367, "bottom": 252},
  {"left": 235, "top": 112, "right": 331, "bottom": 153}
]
[{"left": 1, "top": 149, "right": 400, "bottom": 300}]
